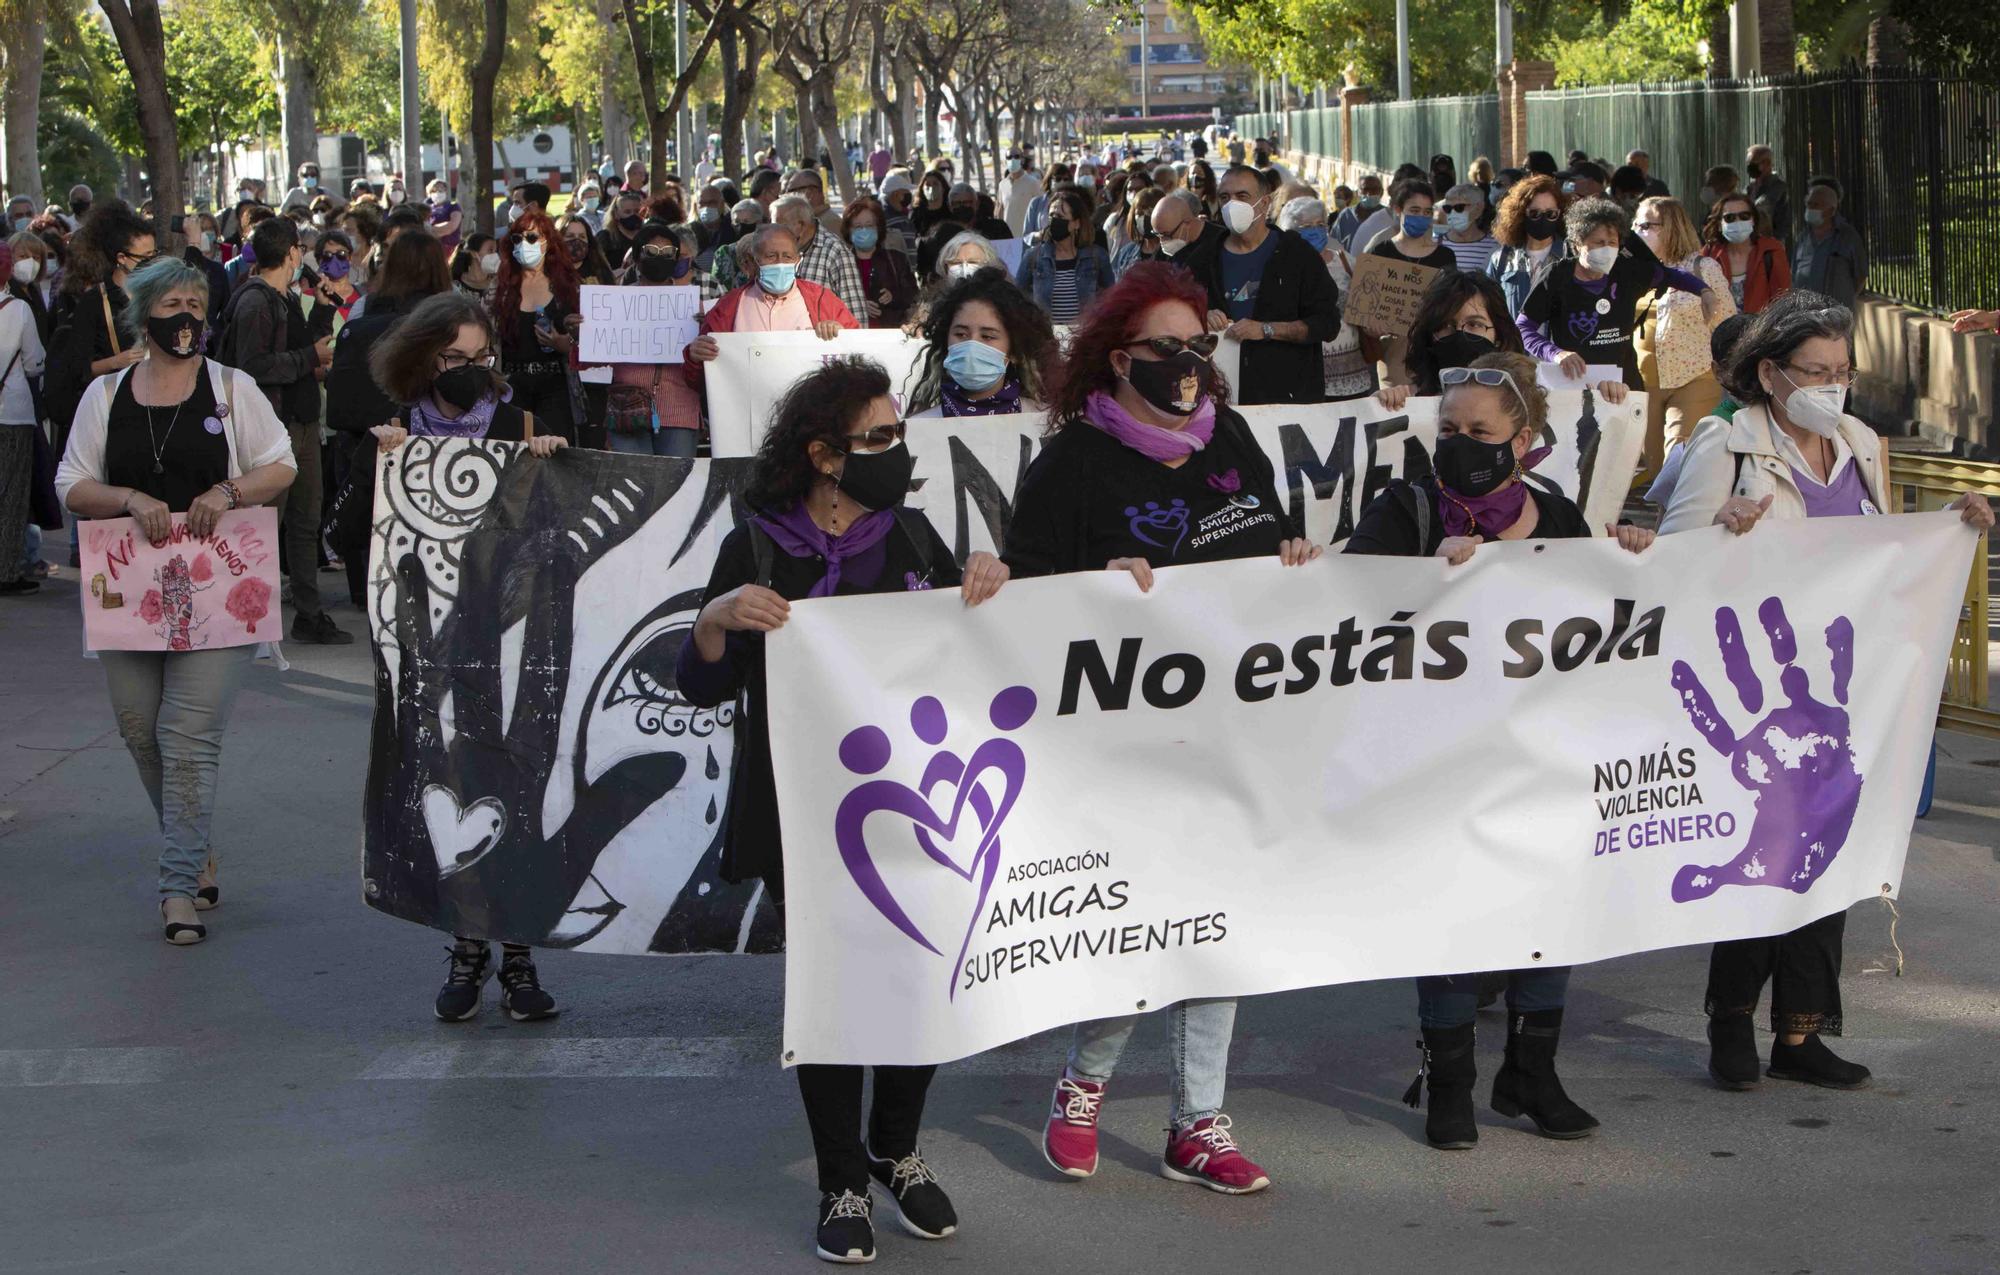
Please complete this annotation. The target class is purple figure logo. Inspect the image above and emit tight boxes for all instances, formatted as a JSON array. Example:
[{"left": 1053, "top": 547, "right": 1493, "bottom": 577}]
[
  {"left": 833, "top": 686, "right": 1037, "bottom": 998},
  {"left": 1668, "top": 598, "right": 1863, "bottom": 902},
  {"left": 1125, "top": 499, "right": 1190, "bottom": 555}
]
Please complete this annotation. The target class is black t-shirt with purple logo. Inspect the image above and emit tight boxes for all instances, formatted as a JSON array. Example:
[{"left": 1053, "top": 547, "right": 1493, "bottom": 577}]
[{"left": 1005, "top": 404, "right": 1296, "bottom": 576}]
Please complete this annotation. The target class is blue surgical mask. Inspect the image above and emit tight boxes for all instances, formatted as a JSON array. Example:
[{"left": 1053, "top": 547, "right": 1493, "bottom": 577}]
[
  {"left": 1803, "top": 208, "right": 1826, "bottom": 227},
  {"left": 1721, "top": 218, "right": 1754, "bottom": 245},
  {"left": 1444, "top": 210, "right": 1472, "bottom": 233},
  {"left": 758, "top": 262, "right": 797, "bottom": 294},
  {"left": 1401, "top": 213, "right": 1433, "bottom": 238},
  {"left": 1298, "top": 226, "right": 1329, "bottom": 251},
  {"left": 943, "top": 338, "right": 1009, "bottom": 391},
  {"left": 851, "top": 226, "right": 880, "bottom": 252}
]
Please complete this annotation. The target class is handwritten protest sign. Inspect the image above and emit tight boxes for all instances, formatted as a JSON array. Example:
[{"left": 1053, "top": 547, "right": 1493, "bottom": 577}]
[
  {"left": 579, "top": 284, "right": 703, "bottom": 363},
  {"left": 78, "top": 508, "right": 281, "bottom": 652},
  {"left": 1342, "top": 252, "right": 1441, "bottom": 334}
]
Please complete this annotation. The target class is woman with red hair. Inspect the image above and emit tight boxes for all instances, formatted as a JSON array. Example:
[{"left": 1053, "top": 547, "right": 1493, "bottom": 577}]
[
  {"left": 492, "top": 210, "right": 584, "bottom": 443},
  {"left": 1006, "top": 262, "right": 1320, "bottom": 1196}
]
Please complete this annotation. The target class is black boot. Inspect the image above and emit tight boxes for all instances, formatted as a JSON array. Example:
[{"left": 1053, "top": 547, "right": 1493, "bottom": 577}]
[
  {"left": 1490, "top": 1009, "right": 1599, "bottom": 1139},
  {"left": 1768, "top": 1034, "right": 1871, "bottom": 1090},
  {"left": 1706, "top": 1011, "right": 1762, "bottom": 1090},
  {"left": 1402, "top": 1025, "right": 1478, "bottom": 1149}
]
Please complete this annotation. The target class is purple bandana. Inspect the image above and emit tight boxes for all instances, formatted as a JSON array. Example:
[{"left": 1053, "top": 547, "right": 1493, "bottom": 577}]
[
  {"left": 407, "top": 390, "right": 505, "bottom": 439},
  {"left": 751, "top": 503, "right": 896, "bottom": 597},
  {"left": 1084, "top": 390, "right": 1215, "bottom": 463},
  {"left": 940, "top": 375, "right": 1024, "bottom": 417},
  {"left": 1435, "top": 445, "right": 1553, "bottom": 539}
]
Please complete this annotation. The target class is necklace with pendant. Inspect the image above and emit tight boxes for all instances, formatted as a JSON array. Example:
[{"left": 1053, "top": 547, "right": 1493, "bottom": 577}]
[{"left": 143, "top": 399, "right": 182, "bottom": 475}]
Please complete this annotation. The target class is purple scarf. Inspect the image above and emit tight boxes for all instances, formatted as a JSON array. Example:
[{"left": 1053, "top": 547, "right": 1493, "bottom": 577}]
[
  {"left": 940, "top": 375, "right": 1024, "bottom": 417},
  {"left": 750, "top": 503, "right": 897, "bottom": 597},
  {"left": 407, "top": 390, "right": 505, "bottom": 439},
  {"left": 1084, "top": 390, "right": 1215, "bottom": 462},
  {"left": 1435, "top": 446, "right": 1553, "bottom": 539}
]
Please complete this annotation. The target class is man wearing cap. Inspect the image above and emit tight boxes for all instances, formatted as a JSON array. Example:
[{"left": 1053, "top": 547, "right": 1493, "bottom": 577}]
[
  {"left": 782, "top": 167, "right": 845, "bottom": 236},
  {"left": 878, "top": 170, "right": 920, "bottom": 263}
]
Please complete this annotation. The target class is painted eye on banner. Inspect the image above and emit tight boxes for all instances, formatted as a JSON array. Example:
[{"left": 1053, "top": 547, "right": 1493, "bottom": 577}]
[
  {"left": 583, "top": 590, "right": 737, "bottom": 788},
  {"left": 602, "top": 618, "right": 699, "bottom": 734}
]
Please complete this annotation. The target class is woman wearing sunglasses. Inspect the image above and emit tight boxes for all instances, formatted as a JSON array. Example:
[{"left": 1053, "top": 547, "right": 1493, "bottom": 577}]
[
  {"left": 492, "top": 210, "right": 582, "bottom": 444},
  {"left": 1701, "top": 192, "right": 1791, "bottom": 315},
  {"left": 1009, "top": 263, "right": 1320, "bottom": 1197},
  {"left": 1347, "top": 351, "right": 1652, "bottom": 1149},
  {"left": 677, "top": 357, "right": 1007, "bottom": 1264}
]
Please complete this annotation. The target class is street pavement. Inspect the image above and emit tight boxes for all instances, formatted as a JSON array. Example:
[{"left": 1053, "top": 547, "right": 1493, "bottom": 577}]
[{"left": 5, "top": 562, "right": 1999, "bottom": 1275}]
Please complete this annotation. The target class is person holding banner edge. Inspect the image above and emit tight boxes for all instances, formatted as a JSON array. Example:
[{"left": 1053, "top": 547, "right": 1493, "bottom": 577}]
[
  {"left": 676, "top": 358, "right": 1008, "bottom": 1264},
  {"left": 54, "top": 257, "right": 299, "bottom": 945},
  {"left": 1006, "top": 262, "right": 1322, "bottom": 1195},
  {"left": 1655, "top": 293, "right": 1993, "bottom": 1092},
  {"left": 681, "top": 225, "right": 857, "bottom": 397},
  {"left": 1345, "top": 350, "right": 1653, "bottom": 1147}
]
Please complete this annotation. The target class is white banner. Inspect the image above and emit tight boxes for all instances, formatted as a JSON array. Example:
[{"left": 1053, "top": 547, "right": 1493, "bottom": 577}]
[
  {"left": 768, "top": 513, "right": 1974, "bottom": 1066},
  {"left": 578, "top": 284, "right": 703, "bottom": 363},
  {"left": 708, "top": 330, "right": 927, "bottom": 456}
]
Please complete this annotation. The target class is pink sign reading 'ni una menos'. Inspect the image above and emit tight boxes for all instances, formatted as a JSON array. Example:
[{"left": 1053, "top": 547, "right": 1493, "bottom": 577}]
[{"left": 77, "top": 507, "right": 281, "bottom": 652}]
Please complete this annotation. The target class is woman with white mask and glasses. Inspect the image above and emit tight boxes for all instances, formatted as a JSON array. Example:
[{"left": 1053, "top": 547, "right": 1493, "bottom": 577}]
[{"left": 1656, "top": 294, "right": 1992, "bottom": 1093}]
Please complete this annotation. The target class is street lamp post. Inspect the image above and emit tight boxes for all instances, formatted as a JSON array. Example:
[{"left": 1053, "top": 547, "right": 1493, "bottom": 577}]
[
  {"left": 1396, "top": 0, "right": 1411, "bottom": 100},
  {"left": 399, "top": 0, "right": 420, "bottom": 186}
]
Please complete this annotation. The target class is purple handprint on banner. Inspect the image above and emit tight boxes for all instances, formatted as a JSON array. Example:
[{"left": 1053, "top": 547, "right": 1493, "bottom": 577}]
[
  {"left": 1668, "top": 598, "right": 1863, "bottom": 902},
  {"left": 833, "top": 687, "right": 1037, "bottom": 998}
]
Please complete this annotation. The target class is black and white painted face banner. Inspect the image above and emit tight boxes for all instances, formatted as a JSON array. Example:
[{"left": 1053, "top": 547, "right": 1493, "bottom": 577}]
[
  {"left": 362, "top": 387, "right": 1632, "bottom": 953},
  {"left": 766, "top": 514, "right": 1974, "bottom": 1066}
]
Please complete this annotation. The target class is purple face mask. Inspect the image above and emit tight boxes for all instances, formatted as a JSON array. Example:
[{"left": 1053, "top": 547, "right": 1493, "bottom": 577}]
[{"left": 320, "top": 255, "right": 351, "bottom": 282}]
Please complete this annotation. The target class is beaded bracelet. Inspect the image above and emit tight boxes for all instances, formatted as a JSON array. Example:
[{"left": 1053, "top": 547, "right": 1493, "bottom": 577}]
[{"left": 216, "top": 480, "right": 241, "bottom": 510}]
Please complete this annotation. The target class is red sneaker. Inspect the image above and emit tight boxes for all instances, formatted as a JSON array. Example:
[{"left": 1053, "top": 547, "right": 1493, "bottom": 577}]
[
  {"left": 1160, "top": 1115, "right": 1271, "bottom": 1194},
  {"left": 1041, "top": 1071, "right": 1106, "bottom": 1178}
]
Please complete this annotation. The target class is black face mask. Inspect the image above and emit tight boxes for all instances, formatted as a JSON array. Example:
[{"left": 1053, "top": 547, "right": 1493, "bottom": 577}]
[
  {"left": 433, "top": 365, "right": 490, "bottom": 412},
  {"left": 637, "top": 253, "right": 677, "bottom": 282},
  {"left": 1046, "top": 217, "right": 1071, "bottom": 243},
  {"left": 71, "top": 199, "right": 90, "bottom": 217},
  {"left": 619, "top": 214, "right": 643, "bottom": 231},
  {"left": 146, "top": 312, "right": 204, "bottom": 360},
  {"left": 1433, "top": 431, "right": 1520, "bottom": 497},
  {"left": 950, "top": 205, "right": 976, "bottom": 221},
  {"left": 566, "top": 238, "right": 589, "bottom": 262},
  {"left": 1429, "top": 330, "right": 1497, "bottom": 374},
  {"left": 1123, "top": 349, "right": 1211, "bottom": 417},
  {"left": 1524, "top": 212, "right": 1562, "bottom": 241},
  {"left": 835, "top": 440, "right": 914, "bottom": 511}
]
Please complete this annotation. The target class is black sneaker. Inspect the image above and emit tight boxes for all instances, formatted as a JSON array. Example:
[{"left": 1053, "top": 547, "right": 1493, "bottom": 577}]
[
  {"left": 815, "top": 1189, "right": 876, "bottom": 1264},
  {"left": 0, "top": 579, "right": 39, "bottom": 596},
  {"left": 1768, "top": 1034, "right": 1871, "bottom": 1089},
  {"left": 434, "top": 940, "right": 492, "bottom": 1021},
  {"left": 866, "top": 1145, "right": 957, "bottom": 1240},
  {"left": 498, "top": 948, "right": 559, "bottom": 1021},
  {"left": 290, "top": 611, "right": 355, "bottom": 644}
]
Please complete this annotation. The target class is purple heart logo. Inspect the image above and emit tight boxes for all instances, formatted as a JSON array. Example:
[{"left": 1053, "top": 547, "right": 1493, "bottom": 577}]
[
  {"left": 833, "top": 686, "right": 1038, "bottom": 998},
  {"left": 1124, "top": 499, "right": 1189, "bottom": 556}
]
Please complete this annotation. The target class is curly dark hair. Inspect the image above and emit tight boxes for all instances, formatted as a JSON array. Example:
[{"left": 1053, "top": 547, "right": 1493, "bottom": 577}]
[
  {"left": 1403, "top": 271, "right": 1524, "bottom": 394},
  {"left": 1047, "top": 261, "right": 1228, "bottom": 433},
  {"left": 64, "top": 200, "right": 155, "bottom": 295},
  {"left": 746, "top": 357, "right": 894, "bottom": 512},
  {"left": 1492, "top": 173, "right": 1567, "bottom": 248},
  {"left": 906, "top": 267, "right": 1058, "bottom": 413}
]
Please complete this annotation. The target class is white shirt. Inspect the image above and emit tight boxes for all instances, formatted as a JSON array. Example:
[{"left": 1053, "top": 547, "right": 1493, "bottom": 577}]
[
  {"left": 1001, "top": 171, "right": 1043, "bottom": 236},
  {"left": 0, "top": 293, "right": 46, "bottom": 425},
  {"left": 55, "top": 360, "right": 297, "bottom": 506}
]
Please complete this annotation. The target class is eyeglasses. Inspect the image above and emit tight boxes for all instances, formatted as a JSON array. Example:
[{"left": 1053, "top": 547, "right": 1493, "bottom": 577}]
[
  {"left": 842, "top": 421, "right": 907, "bottom": 452},
  {"left": 1439, "top": 203, "right": 1470, "bottom": 214},
  {"left": 1126, "top": 334, "right": 1220, "bottom": 359},
  {"left": 640, "top": 243, "right": 679, "bottom": 258},
  {"left": 1782, "top": 362, "right": 1856, "bottom": 388},
  {"left": 438, "top": 351, "right": 496, "bottom": 371},
  {"left": 1442, "top": 315, "right": 1496, "bottom": 337},
  {"left": 1632, "top": 221, "right": 1662, "bottom": 232},
  {"left": 518, "top": 230, "right": 541, "bottom": 243},
  {"left": 1720, "top": 211, "right": 1756, "bottom": 224},
  {"left": 1440, "top": 365, "right": 1530, "bottom": 415}
]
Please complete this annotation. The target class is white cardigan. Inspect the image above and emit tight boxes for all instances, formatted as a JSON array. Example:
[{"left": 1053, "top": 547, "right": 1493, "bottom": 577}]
[
  {"left": 54, "top": 358, "right": 297, "bottom": 507},
  {"left": 1656, "top": 402, "right": 1887, "bottom": 536},
  {"left": 0, "top": 294, "right": 46, "bottom": 426}
]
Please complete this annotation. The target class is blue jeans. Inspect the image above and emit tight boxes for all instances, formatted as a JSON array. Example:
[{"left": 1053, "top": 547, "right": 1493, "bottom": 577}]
[
  {"left": 1068, "top": 998, "right": 1236, "bottom": 1126},
  {"left": 100, "top": 647, "right": 253, "bottom": 899},
  {"left": 607, "top": 427, "right": 698, "bottom": 458},
  {"left": 1417, "top": 967, "right": 1571, "bottom": 1029}
]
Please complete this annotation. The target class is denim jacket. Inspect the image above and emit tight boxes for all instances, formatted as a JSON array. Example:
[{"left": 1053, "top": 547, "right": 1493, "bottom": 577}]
[
  {"left": 1486, "top": 240, "right": 1570, "bottom": 318},
  {"left": 1015, "top": 242, "right": 1115, "bottom": 316}
]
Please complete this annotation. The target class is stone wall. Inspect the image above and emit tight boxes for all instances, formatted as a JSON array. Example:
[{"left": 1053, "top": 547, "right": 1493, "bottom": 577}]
[{"left": 1852, "top": 296, "right": 2000, "bottom": 457}]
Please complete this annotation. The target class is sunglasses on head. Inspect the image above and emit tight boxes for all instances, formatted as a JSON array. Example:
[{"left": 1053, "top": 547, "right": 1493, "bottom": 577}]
[
  {"left": 1127, "top": 334, "right": 1220, "bottom": 359},
  {"left": 1440, "top": 365, "right": 1530, "bottom": 414}
]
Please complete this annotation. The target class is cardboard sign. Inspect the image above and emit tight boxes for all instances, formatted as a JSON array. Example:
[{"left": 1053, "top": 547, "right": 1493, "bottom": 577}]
[
  {"left": 578, "top": 284, "right": 703, "bottom": 363},
  {"left": 79, "top": 508, "right": 282, "bottom": 652},
  {"left": 1342, "top": 252, "right": 1441, "bottom": 335}
]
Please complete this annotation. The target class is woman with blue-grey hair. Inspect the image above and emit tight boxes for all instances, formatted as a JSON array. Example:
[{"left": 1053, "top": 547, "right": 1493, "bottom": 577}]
[{"left": 54, "top": 256, "right": 297, "bottom": 946}]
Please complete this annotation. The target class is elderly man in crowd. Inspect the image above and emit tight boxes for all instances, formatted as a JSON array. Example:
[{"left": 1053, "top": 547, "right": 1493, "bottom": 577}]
[{"left": 770, "top": 194, "right": 869, "bottom": 325}]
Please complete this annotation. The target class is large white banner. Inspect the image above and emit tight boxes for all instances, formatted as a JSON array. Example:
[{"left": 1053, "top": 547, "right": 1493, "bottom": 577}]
[
  {"left": 768, "top": 513, "right": 1975, "bottom": 1066},
  {"left": 708, "top": 330, "right": 928, "bottom": 456}
]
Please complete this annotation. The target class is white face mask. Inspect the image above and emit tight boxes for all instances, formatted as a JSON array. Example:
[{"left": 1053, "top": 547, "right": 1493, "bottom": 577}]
[
  {"left": 479, "top": 252, "right": 502, "bottom": 275},
  {"left": 1776, "top": 368, "right": 1846, "bottom": 438},
  {"left": 947, "top": 261, "right": 982, "bottom": 280},
  {"left": 11, "top": 258, "right": 37, "bottom": 284},
  {"left": 1221, "top": 198, "right": 1261, "bottom": 236},
  {"left": 507, "top": 203, "right": 525, "bottom": 223},
  {"left": 1582, "top": 245, "right": 1618, "bottom": 273},
  {"left": 1158, "top": 235, "right": 1186, "bottom": 257},
  {"left": 513, "top": 239, "right": 544, "bottom": 269}
]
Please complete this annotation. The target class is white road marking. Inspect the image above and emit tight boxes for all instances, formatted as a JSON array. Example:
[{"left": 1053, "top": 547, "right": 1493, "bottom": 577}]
[{"left": 0, "top": 1048, "right": 180, "bottom": 1087}]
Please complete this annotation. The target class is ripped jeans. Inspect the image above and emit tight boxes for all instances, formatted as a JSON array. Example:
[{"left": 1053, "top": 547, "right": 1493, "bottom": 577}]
[
  {"left": 1068, "top": 998, "right": 1237, "bottom": 1127},
  {"left": 100, "top": 648, "right": 253, "bottom": 899}
]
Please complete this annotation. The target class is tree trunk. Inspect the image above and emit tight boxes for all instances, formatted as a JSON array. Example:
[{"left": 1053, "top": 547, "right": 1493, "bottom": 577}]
[
  {"left": 1708, "top": 9, "right": 1732, "bottom": 79},
  {"left": 894, "top": 62, "right": 916, "bottom": 164},
  {"left": 809, "top": 77, "right": 853, "bottom": 203},
  {"left": 1758, "top": 0, "right": 1795, "bottom": 76},
  {"left": 794, "top": 82, "right": 819, "bottom": 164},
  {"left": 2, "top": 8, "right": 46, "bottom": 207},
  {"left": 985, "top": 105, "right": 1002, "bottom": 192},
  {"left": 923, "top": 81, "right": 943, "bottom": 163},
  {"left": 720, "top": 18, "right": 750, "bottom": 177},
  {"left": 97, "top": 0, "right": 182, "bottom": 235},
  {"left": 596, "top": 0, "right": 631, "bottom": 166},
  {"left": 276, "top": 27, "right": 318, "bottom": 181},
  {"left": 1865, "top": 15, "right": 1906, "bottom": 68},
  {"left": 470, "top": 0, "right": 508, "bottom": 234}
]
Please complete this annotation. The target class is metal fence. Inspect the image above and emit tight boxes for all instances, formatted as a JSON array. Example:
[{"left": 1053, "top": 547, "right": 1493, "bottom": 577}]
[{"left": 1349, "top": 95, "right": 1501, "bottom": 176}]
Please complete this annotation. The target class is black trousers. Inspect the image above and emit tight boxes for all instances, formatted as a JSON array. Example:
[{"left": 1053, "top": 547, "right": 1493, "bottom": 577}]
[
  {"left": 796, "top": 1063, "right": 937, "bottom": 1194},
  {"left": 1705, "top": 909, "right": 1845, "bottom": 1037},
  {"left": 510, "top": 372, "right": 577, "bottom": 444}
]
